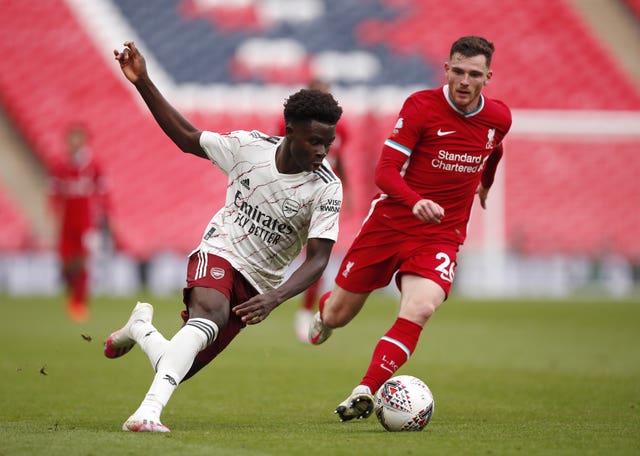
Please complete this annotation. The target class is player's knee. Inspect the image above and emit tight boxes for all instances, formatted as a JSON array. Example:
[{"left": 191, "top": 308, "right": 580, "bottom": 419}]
[
  {"left": 401, "top": 298, "right": 441, "bottom": 325},
  {"left": 421, "top": 301, "right": 440, "bottom": 320}
]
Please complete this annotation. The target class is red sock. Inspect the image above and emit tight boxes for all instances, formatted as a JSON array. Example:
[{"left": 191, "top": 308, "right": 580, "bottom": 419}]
[
  {"left": 72, "top": 267, "right": 88, "bottom": 306},
  {"left": 360, "top": 318, "right": 422, "bottom": 394},
  {"left": 302, "top": 281, "right": 321, "bottom": 311},
  {"left": 318, "top": 291, "right": 331, "bottom": 319}
]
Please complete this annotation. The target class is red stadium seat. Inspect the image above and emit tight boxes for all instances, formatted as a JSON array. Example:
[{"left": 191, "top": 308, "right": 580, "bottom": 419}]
[{"left": 0, "top": 182, "right": 32, "bottom": 251}]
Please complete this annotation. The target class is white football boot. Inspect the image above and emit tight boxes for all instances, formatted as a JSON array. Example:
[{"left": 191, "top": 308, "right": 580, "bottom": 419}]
[
  {"left": 104, "top": 302, "right": 153, "bottom": 358},
  {"left": 334, "top": 385, "right": 374, "bottom": 422},
  {"left": 122, "top": 415, "right": 170, "bottom": 433},
  {"left": 308, "top": 311, "right": 333, "bottom": 345},
  {"left": 294, "top": 308, "right": 314, "bottom": 343}
]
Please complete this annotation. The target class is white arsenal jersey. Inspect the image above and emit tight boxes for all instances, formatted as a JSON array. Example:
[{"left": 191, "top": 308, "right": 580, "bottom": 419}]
[{"left": 193, "top": 130, "right": 342, "bottom": 293}]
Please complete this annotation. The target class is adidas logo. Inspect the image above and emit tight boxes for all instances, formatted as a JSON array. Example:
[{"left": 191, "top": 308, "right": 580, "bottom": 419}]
[{"left": 240, "top": 178, "right": 250, "bottom": 190}]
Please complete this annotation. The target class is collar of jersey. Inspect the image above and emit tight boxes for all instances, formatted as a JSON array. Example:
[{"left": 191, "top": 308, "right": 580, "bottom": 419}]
[{"left": 443, "top": 85, "right": 484, "bottom": 117}]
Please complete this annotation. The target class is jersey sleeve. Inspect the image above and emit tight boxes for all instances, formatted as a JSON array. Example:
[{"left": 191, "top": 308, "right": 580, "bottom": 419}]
[
  {"left": 92, "top": 159, "right": 112, "bottom": 217},
  {"left": 376, "top": 94, "right": 426, "bottom": 209},
  {"left": 384, "top": 94, "right": 424, "bottom": 153},
  {"left": 375, "top": 147, "right": 423, "bottom": 209},
  {"left": 199, "top": 130, "right": 242, "bottom": 174},
  {"left": 480, "top": 100, "right": 511, "bottom": 188},
  {"left": 308, "top": 182, "right": 343, "bottom": 241},
  {"left": 480, "top": 143, "right": 504, "bottom": 188}
]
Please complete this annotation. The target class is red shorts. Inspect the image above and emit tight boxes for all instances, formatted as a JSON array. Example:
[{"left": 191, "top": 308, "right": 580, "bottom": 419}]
[
  {"left": 181, "top": 251, "right": 258, "bottom": 380},
  {"left": 335, "top": 216, "right": 459, "bottom": 297},
  {"left": 183, "top": 250, "right": 257, "bottom": 304}
]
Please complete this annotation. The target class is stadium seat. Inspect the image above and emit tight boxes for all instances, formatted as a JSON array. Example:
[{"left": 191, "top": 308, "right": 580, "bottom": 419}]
[{"left": 0, "top": 182, "right": 31, "bottom": 251}]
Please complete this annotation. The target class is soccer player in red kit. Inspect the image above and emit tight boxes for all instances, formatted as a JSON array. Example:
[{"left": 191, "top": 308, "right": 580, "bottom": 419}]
[
  {"left": 49, "top": 126, "right": 109, "bottom": 322},
  {"left": 308, "top": 36, "right": 512, "bottom": 421}
]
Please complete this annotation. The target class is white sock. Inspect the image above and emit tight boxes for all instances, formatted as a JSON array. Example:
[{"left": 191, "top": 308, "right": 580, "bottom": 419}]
[
  {"left": 132, "top": 318, "right": 218, "bottom": 420},
  {"left": 130, "top": 321, "right": 169, "bottom": 370}
]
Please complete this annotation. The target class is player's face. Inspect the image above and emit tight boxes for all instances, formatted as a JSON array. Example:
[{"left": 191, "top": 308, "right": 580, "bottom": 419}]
[
  {"left": 287, "top": 120, "right": 336, "bottom": 172},
  {"left": 67, "top": 129, "right": 86, "bottom": 151},
  {"left": 445, "top": 53, "right": 492, "bottom": 112},
  {"left": 67, "top": 129, "right": 87, "bottom": 162}
]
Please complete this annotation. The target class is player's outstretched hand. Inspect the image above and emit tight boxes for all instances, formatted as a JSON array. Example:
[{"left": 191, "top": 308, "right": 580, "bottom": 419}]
[
  {"left": 113, "top": 41, "right": 147, "bottom": 84},
  {"left": 232, "top": 293, "right": 279, "bottom": 325},
  {"left": 412, "top": 199, "right": 444, "bottom": 224}
]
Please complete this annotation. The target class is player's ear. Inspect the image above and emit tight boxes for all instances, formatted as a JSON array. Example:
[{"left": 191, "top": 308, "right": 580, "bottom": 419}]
[{"left": 484, "top": 70, "right": 493, "bottom": 85}]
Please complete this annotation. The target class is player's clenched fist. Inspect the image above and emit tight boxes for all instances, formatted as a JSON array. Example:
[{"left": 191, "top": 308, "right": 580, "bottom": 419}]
[{"left": 412, "top": 199, "right": 444, "bottom": 224}]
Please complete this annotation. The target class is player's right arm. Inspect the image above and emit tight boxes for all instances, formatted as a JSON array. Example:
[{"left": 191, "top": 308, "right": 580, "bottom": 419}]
[
  {"left": 113, "top": 41, "right": 205, "bottom": 158},
  {"left": 376, "top": 94, "right": 444, "bottom": 224},
  {"left": 375, "top": 148, "right": 444, "bottom": 224}
]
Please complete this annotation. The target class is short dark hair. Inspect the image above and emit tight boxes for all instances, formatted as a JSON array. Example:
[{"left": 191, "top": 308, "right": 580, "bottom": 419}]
[
  {"left": 450, "top": 36, "right": 495, "bottom": 67},
  {"left": 283, "top": 89, "right": 342, "bottom": 126}
]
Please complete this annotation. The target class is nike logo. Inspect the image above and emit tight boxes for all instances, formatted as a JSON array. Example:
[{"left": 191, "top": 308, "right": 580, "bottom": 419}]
[
  {"left": 380, "top": 363, "right": 394, "bottom": 374},
  {"left": 437, "top": 128, "right": 456, "bottom": 136}
]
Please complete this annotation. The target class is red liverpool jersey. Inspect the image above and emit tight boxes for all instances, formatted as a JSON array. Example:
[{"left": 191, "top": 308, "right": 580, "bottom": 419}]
[
  {"left": 371, "top": 85, "right": 512, "bottom": 244},
  {"left": 50, "top": 151, "right": 108, "bottom": 235}
]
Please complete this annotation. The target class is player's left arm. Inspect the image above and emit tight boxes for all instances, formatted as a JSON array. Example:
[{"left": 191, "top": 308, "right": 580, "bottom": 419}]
[
  {"left": 476, "top": 143, "right": 504, "bottom": 209},
  {"left": 232, "top": 237, "right": 334, "bottom": 325},
  {"left": 47, "top": 170, "right": 63, "bottom": 219}
]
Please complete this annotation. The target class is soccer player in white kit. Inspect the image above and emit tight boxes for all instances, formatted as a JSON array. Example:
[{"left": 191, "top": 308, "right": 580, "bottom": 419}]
[{"left": 104, "top": 41, "right": 343, "bottom": 432}]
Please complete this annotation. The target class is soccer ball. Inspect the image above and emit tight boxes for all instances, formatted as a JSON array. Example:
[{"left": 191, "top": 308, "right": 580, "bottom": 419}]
[{"left": 374, "top": 375, "right": 435, "bottom": 432}]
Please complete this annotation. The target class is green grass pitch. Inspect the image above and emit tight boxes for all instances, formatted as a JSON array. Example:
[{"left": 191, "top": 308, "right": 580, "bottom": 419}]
[{"left": 1, "top": 292, "right": 638, "bottom": 455}]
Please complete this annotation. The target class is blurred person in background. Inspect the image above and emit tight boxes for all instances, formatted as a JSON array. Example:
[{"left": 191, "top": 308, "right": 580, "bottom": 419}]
[
  {"left": 275, "top": 78, "right": 351, "bottom": 343},
  {"left": 49, "top": 125, "right": 110, "bottom": 322},
  {"left": 105, "top": 41, "right": 343, "bottom": 432},
  {"left": 308, "top": 35, "right": 512, "bottom": 421}
]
